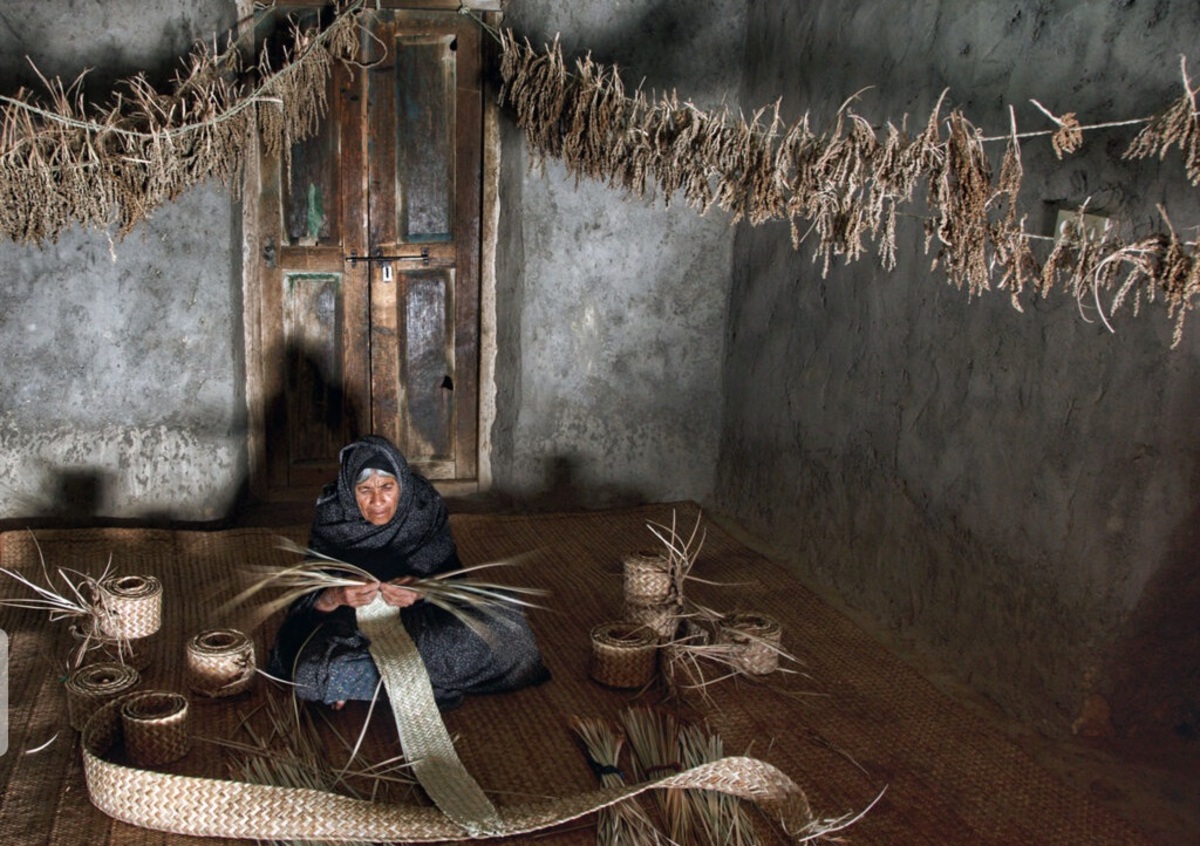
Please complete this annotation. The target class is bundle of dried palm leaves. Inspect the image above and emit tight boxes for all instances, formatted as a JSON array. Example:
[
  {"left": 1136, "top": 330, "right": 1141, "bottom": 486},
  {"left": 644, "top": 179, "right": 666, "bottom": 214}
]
[
  {"left": 498, "top": 31, "right": 1200, "bottom": 345},
  {"left": 570, "top": 715, "right": 663, "bottom": 846},
  {"left": 0, "top": 0, "right": 365, "bottom": 245}
]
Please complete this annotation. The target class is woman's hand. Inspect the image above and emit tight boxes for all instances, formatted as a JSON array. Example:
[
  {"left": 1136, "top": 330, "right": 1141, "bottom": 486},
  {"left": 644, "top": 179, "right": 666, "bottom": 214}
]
[
  {"left": 380, "top": 576, "right": 420, "bottom": 608},
  {"left": 314, "top": 581, "right": 380, "bottom": 612}
]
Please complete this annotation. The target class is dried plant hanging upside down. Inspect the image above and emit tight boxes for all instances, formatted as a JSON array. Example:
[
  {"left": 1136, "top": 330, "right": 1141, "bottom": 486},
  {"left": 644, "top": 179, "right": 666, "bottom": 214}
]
[
  {"left": 225, "top": 537, "right": 550, "bottom": 637},
  {"left": 0, "top": 532, "right": 136, "bottom": 667}
]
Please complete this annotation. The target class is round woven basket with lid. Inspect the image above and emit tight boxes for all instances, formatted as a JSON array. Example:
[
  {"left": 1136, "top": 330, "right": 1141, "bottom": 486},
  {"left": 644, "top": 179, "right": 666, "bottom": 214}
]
[{"left": 589, "top": 621, "right": 658, "bottom": 688}]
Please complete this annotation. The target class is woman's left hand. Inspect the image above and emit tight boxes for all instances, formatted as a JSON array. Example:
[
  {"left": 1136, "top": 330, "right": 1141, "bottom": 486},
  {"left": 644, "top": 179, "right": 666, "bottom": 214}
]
[{"left": 380, "top": 576, "right": 420, "bottom": 608}]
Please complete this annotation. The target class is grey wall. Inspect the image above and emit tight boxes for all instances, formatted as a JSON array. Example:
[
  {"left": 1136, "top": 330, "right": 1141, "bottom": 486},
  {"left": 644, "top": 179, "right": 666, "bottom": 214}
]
[
  {"left": 490, "top": 0, "right": 745, "bottom": 508},
  {"left": 0, "top": 0, "right": 244, "bottom": 523},
  {"left": 0, "top": 0, "right": 744, "bottom": 520},
  {"left": 718, "top": 0, "right": 1200, "bottom": 738}
]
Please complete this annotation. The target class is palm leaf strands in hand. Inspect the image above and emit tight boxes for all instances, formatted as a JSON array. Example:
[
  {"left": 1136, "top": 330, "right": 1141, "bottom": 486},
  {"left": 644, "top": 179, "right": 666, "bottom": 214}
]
[{"left": 224, "top": 537, "right": 550, "bottom": 635}]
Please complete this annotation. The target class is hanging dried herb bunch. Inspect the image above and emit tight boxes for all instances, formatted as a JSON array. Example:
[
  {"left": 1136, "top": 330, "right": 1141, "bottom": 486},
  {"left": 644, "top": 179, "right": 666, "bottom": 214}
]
[
  {"left": 0, "top": 0, "right": 367, "bottom": 246},
  {"left": 497, "top": 31, "right": 1200, "bottom": 346}
]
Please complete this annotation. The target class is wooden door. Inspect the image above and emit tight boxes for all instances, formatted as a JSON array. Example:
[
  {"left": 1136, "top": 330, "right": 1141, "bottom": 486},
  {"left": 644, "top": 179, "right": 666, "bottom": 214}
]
[{"left": 249, "top": 4, "right": 482, "bottom": 499}]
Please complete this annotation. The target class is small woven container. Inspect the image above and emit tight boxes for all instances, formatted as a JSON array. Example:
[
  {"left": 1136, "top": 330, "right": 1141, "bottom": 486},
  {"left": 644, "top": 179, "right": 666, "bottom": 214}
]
[
  {"left": 589, "top": 621, "right": 658, "bottom": 689},
  {"left": 185, "top": 628, "right": 256, "bottom": 698},
  {"left": 721, "top": 613, "right": 783, "bottom": 675},
  {"left": 64, "top": 662, "right": 140, "bottom": 732},
  {"left": 622, "top": 550, "right": 672, "bottom": 604},
  {"left": 97, "top": 575, "right": 163, "bottom": 640},
  {"left": 624, "top": 600, "right": 679, "bottom": 640},
  {"left": 120, "top": 690, "right": 191, "bottom": 767}
]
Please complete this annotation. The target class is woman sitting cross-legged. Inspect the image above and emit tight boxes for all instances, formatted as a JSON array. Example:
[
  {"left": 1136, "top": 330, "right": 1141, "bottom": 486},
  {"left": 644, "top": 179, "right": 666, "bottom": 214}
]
[{"left": 268, "top": 434, "right": 550, "bottom": 711}]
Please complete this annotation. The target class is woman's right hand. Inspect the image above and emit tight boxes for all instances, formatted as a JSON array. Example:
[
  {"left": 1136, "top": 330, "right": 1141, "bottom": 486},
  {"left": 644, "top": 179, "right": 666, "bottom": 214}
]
[{"left": 314, "top": 581, "right": 380, "bottom": 612}]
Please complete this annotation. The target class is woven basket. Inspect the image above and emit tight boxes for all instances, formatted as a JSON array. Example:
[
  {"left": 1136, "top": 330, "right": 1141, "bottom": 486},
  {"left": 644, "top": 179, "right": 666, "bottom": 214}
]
[
  {"left": 624, "top": 600, "right": 679, "bottom": 640},
  {"left": 185, "top": 628, "right": 256, "bottom": 698},
  {"left": 589, "top": 621, "right": 658, "bottom": 689},
  {"left": 622, "top": 550, "right": 672, "bottom": 604},
  {"left": 121, "top": 690, "right": 191, "bottom": 767},
  {"left": 721, "top": 613, "right": 783, "bottom": 675},
  {"left": 64, "top": 662, "right": 140, "bottom": 732},
  {"left": 97, "top": 575, "right": 163, "bottom": 640}
]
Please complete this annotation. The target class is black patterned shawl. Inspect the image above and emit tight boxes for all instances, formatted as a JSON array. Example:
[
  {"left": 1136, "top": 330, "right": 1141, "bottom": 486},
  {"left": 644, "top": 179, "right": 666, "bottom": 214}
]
[{"left": 308, "top": 434, "right": 461, "bottom": 579}]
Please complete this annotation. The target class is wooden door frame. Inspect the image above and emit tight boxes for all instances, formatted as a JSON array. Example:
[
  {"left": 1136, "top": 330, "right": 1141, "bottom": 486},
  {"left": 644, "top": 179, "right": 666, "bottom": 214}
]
[{"left": 238, "top": 0, "right": 501, "bottom": 501}]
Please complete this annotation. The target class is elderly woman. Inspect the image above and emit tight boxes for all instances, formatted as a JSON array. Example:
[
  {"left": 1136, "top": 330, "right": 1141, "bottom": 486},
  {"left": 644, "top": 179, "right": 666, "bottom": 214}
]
[{"left": 268, "top": 434, "right": 550, "bottom": 710}]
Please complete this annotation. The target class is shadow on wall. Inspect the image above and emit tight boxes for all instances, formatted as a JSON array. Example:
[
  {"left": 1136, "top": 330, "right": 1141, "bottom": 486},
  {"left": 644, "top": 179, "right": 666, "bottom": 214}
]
[
  {"left": 450, "top": 454, "right": 649, "bottom": 514},
  {"left": 1100, "top": 496, "right": 1200, "bottom": 743}
]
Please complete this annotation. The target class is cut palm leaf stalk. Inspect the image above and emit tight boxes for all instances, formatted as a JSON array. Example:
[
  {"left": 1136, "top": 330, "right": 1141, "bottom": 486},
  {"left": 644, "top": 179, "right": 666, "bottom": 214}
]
[
  {"left": 678, "top": 723, "right": 760, "bottom": 846},
  {"left": 570, "top": 716, "right": 664, "bottom": 846},
  {"left": 644, "top": 510, "right": 706, "bottom": 606},
  {"left": 225, "top": 538, "right": 550, "bottom": 636},
  {"left": 0, "top": 534, "right": 133, "bottom": 667},
  {"left": 618, "top": 707, "right": 692, "bottom": 845}
]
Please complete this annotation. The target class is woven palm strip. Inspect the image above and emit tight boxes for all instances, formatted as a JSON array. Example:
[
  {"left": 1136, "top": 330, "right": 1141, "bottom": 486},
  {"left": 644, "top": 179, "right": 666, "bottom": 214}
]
[
  {"left": 97, "top": 574, "right": 163, "bottom": 640},
  {"left": 624, "top": 600, "right": 679, "bottom": 640},
  {"left": 622, "top": 551, "right": 672, "bottom": 604},
  {"left": 120, "top": 690, "right": 191, "bottom": 767},
  {"left": 355, "top": 595, "right": 504, "bottom": 837},
  {"left": 80, "top": 693, "right": 810, "bottom": 842},
  {"left": 184, "top": 628, "right": 256, "bottom": 698},
  {"left": 721, "top": 613, "right": 783, "bottom": 675},
  {"left": 589, "top": 621, "right": 659, "bottom": 688},
  {"left": 64, "top": 661, "right": 140, "bottom": 732}
]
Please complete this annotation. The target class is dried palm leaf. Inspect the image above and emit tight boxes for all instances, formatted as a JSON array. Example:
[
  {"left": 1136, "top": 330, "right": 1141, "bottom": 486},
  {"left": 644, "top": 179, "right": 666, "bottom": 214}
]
[{"left": 570, "top": 716, "right": 664, "bottom": 846}]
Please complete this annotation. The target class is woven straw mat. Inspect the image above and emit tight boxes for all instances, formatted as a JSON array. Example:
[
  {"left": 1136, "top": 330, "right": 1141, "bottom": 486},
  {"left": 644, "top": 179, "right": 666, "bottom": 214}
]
[{"left": 0, "top": 505, "right": 1158, "bottom": 845}]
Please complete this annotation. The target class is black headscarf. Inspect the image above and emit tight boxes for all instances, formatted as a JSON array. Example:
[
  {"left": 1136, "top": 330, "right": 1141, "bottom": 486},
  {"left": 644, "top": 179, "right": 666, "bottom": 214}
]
[{"left": 308, "top": 434, "right": 460, "bottom": 579}]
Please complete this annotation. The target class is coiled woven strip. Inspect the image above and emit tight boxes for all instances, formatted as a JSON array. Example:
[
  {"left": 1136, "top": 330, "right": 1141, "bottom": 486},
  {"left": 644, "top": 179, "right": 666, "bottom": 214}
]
[
  {"left": 81, "top": 693, "right": 813, "bottom": 842},
  {"left": 589, "top": 621, "right": 659, "bottom": 688},
  {"left": 624, "top": 600, "right": 679, "bottom": 640},
  {"left": 622, "top": 550, "right": 672, "bottom": 603},
  {"left": 184, "top": 628, "right": 256, "bottom": 698},
  {"left": 120, "top": 690, "right": 191, "bottom": 767},
  {"left": 64, "top": 661, "right": 140, "bottom": 732},
  {"left": 97, "top": 575, "right": 163, "bottom": 640},
  {"left": 721, "top": 612, "right": 783, "bottom": 675},
  {"left": 356, "top": 595, "right": 503, "bottom": 837}
]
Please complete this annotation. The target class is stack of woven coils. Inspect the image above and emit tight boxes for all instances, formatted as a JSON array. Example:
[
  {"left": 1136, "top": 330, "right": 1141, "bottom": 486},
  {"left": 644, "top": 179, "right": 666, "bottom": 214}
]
[{"left": 620, "top": 550, "right": 679, "bottom": 640}]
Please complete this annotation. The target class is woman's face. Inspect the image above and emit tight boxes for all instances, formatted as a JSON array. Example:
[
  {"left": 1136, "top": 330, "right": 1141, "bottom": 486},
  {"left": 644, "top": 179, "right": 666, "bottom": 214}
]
[{"left": 355, "top": 472, "right": 400, "bottom": 525}]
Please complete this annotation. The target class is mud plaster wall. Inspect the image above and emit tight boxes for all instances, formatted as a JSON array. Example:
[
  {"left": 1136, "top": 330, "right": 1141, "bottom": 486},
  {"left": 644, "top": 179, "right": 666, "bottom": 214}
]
[
  {"left": 490, "top": 0, "right": 744, "bottom": 507},
  {"left": 717, "top": 0, "right": 1200, "bottom": 738},
  {"left": 0, "top": 0, "right": 744, "bottom": 520},
  {"left": 0, "top": 0, "right": 244, "bottom": 522}
]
